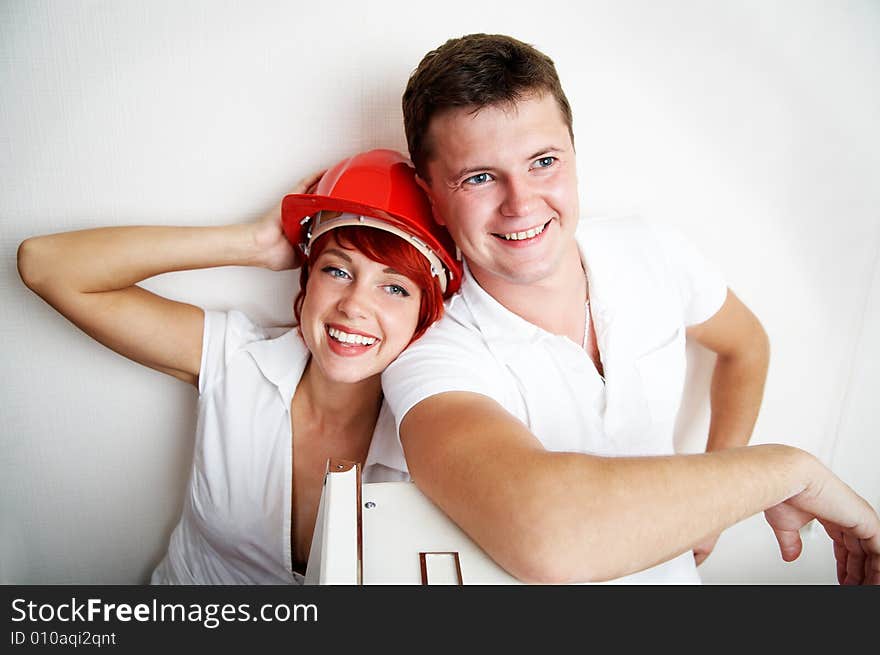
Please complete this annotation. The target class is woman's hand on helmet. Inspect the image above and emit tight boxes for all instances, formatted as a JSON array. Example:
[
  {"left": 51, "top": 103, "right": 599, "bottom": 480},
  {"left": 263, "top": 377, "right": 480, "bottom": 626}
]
[{"left": 254, "top": 169, "right": 326, "bottom": 271}]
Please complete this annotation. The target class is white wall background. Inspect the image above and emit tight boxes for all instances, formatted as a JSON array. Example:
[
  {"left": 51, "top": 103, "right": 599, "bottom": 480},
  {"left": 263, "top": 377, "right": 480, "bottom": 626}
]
[{"left": 1, "top": 0, "right": 878, "bottom": 584}]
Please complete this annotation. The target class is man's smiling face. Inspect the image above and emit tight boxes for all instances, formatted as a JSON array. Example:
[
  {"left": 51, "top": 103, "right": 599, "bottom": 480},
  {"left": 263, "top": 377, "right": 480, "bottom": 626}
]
[{"left": 420, "top": 92, "right": 580, "bottom": 291}]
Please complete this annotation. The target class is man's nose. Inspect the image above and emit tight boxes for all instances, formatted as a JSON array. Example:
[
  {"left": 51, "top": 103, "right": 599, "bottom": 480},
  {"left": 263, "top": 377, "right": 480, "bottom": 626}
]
[{"left": 499, "top": 175, "right": 535, "bottom": 217}]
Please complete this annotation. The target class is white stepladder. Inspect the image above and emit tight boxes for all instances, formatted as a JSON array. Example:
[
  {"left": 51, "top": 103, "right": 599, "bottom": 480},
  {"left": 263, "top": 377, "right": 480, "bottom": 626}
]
[{"left": 305, "top": 459, "right": 523, "bottom": 585}]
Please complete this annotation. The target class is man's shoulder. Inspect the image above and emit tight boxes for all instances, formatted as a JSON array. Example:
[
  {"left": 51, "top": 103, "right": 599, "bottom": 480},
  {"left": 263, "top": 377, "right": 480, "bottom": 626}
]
[
  {"left": 404, "top": 294, "right": 489, "bottom": 355},
  {"left": 382, "top": 286, "right": 509, "bottom": 426},
  {"left": 383, "top": 287, "right": 504, "bottom": 388}
]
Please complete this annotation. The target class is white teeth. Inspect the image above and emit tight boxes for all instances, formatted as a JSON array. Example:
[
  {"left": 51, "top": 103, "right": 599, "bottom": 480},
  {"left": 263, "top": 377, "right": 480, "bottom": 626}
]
[
  {"left": 327, "top": 327, "right": 377, "bottom": 346},
  {"left": 500, "top": 222, "right": 547, "bottom": 240}
]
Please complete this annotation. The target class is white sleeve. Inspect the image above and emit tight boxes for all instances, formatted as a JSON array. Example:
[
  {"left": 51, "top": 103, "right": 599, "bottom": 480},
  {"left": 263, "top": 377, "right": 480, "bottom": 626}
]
[
  {"left": 381, "top": 321, "right": 508, "bottom": 435},
  {"left": 197, "top": 310, "right": 267, "bottom": 395},
  {"left": 649, "top": 222, "right": 728, "bottom": 326}
]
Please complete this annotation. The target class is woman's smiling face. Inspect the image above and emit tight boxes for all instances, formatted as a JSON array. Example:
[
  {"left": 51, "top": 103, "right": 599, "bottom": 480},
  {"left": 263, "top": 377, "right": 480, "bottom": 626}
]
[{"left": 299, "top": 233, "right": 423, "bottom": 384}]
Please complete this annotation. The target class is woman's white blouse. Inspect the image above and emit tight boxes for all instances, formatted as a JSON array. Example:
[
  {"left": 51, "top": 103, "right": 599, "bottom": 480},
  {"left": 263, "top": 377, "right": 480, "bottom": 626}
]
[{"left": 151, "top": 310, "right": 406, "bottom": 585}]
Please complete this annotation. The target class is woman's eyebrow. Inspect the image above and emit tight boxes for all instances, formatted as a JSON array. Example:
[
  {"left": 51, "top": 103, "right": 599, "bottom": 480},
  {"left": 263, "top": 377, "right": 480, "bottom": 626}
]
[
  {"left": 323, "top": 249, "right": 402, "bottom": 276},
  {"left": 321, "top": 248, "right": 352, "bottom": 262}
]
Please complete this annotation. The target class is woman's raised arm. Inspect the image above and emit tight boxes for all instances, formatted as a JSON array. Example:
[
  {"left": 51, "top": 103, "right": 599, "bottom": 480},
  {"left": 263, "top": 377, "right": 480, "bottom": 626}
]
[{"left": 16, "top": 171, "right": 323, "bottom": 387}]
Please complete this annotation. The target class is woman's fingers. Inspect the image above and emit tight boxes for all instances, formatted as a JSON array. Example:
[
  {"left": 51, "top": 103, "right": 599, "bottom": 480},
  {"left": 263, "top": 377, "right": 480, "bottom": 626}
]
[{"left": 293, "top": 169, "right": 327, "bottom": 195}]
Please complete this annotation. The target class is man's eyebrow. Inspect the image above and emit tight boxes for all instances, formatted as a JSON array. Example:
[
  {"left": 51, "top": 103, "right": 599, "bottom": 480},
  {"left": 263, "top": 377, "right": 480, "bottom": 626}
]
[
  {"left": 528, "top": 146, "right": 564, "bottom": 160},
  {"left": 449, "top": 147, "right": 565, "bottom": 180},
  {"left": 451, "top": 165, "right": 491, "bottom": 181}
]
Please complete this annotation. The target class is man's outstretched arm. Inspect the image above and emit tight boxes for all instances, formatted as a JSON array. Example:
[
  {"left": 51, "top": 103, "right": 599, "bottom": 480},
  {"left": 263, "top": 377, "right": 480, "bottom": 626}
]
[{"left": 400, "top": 392, "right": 879, "bottom": 584}]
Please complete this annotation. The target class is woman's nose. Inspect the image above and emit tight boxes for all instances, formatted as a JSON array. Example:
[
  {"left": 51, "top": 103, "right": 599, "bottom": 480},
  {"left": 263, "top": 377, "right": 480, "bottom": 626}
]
[{"left": 336, "top": 284, "right": 369, "bottom": 319}]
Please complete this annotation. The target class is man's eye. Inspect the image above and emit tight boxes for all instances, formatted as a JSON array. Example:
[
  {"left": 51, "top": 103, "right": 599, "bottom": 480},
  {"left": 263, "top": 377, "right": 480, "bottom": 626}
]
[
  {"left": 322, "top": 266, "right": 350, "bottom": 280},
  {"left": 464, "top": 172, "right": 491, "bottom": 186},
  {"left": 384, "top": 284, "right": 410, "bottom": 297},
  {"left": 533, "top": 156, "right": 556, "bottom": 168}
]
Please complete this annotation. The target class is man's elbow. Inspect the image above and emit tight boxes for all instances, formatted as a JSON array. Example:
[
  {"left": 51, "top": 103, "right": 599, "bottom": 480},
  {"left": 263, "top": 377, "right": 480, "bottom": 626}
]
[
  {"left": 501, "top": 549, "right": 594, "bottom": 585},
  {"left": 489, "top": 513, "right": 616, "bottom": 584}
]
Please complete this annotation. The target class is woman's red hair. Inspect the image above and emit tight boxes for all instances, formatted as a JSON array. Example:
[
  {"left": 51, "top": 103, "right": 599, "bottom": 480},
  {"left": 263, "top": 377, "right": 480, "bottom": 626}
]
[{"left": 293, "top": 226, "right": 445, "bottom": 342}]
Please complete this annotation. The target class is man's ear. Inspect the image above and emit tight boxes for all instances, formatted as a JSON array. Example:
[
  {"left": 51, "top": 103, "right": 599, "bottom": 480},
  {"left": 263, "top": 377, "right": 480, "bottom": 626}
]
[{"left": 415, "top": 174, "right": 445, "bottom": 226}]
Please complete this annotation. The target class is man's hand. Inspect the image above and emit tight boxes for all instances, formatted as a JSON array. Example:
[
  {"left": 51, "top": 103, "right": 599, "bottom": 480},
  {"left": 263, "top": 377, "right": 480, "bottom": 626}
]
[
  {"left": 253, "top": 169, "right": 325, "bottom": 271},
  {"left": 763, "top": 464, "right": 880, "bottom": 585},
  {"left": 693, "top": 534, "right": 720, "bottom": 566}
]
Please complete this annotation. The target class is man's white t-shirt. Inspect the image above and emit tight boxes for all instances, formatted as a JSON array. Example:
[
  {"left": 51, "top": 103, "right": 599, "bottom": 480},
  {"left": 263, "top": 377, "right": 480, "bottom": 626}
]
[{"left": 379, "top": 217, "right": 728, "bottom": 584}]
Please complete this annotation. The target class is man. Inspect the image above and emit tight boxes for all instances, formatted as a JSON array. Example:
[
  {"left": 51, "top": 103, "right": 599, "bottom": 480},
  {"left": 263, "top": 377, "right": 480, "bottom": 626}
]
[{"left": 379, "top": 34, "right": 879, "bottom": 583}]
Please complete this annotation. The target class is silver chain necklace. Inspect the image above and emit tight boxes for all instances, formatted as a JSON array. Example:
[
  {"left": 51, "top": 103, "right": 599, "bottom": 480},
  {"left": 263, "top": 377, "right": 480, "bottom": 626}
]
[{"left": 582, "top": 299, "right": 590, "bottom": 350}]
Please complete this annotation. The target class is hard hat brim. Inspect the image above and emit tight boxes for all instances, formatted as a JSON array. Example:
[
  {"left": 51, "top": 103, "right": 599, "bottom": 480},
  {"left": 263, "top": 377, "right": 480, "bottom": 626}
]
[
  {"left": 282, "top": 194, "right": 402, "bottom": 246},
  {"left": 282, "top": 193, "right": 461, "bottom": 296}
]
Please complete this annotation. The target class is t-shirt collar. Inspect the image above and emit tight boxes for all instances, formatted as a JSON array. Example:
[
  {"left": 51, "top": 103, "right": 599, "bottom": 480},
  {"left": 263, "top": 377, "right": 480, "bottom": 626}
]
[{"left": 458, "top": 259, "right": 548, "bottom": 348}]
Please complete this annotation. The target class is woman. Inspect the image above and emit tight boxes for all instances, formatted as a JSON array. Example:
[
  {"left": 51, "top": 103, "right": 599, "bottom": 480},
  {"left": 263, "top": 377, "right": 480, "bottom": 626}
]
[{"left": 16, "top": 149, "right": 461, "bottom": 584}]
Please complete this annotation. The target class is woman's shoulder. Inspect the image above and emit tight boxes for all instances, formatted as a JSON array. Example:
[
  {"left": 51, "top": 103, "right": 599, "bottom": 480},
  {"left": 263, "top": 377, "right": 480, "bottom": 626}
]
[
  {"left": 204, "top": 309, "right": 278, "bottom": 348},
  {"left": 199, "top": 309, "right": 302, "bottom": 393}
]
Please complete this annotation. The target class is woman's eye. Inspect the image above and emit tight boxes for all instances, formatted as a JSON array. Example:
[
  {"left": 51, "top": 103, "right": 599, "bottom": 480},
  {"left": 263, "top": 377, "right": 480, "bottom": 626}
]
[
  {"left": 533, "top": 156, "right": 556, "bottom": 169},
  {"left": 384, "top": 284, "right": 410, "bottom": 297},
  {"left": 464, "top": 172, "right": 491, "bottom": 186},
  {"left": 322, "top": 266, "right": 350, "bottom": 280}
]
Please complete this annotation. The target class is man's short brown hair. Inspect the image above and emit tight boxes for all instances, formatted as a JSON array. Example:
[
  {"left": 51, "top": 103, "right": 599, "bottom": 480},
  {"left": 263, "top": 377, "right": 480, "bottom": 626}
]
[{"left": 403, "top": 33, "right": 574, "bottom": 178}]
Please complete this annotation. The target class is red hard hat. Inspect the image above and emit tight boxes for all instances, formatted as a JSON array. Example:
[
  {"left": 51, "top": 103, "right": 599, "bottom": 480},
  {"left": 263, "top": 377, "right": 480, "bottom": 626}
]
[{"left": 282, "top": 149, "right": 461, "bottom": 296}]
